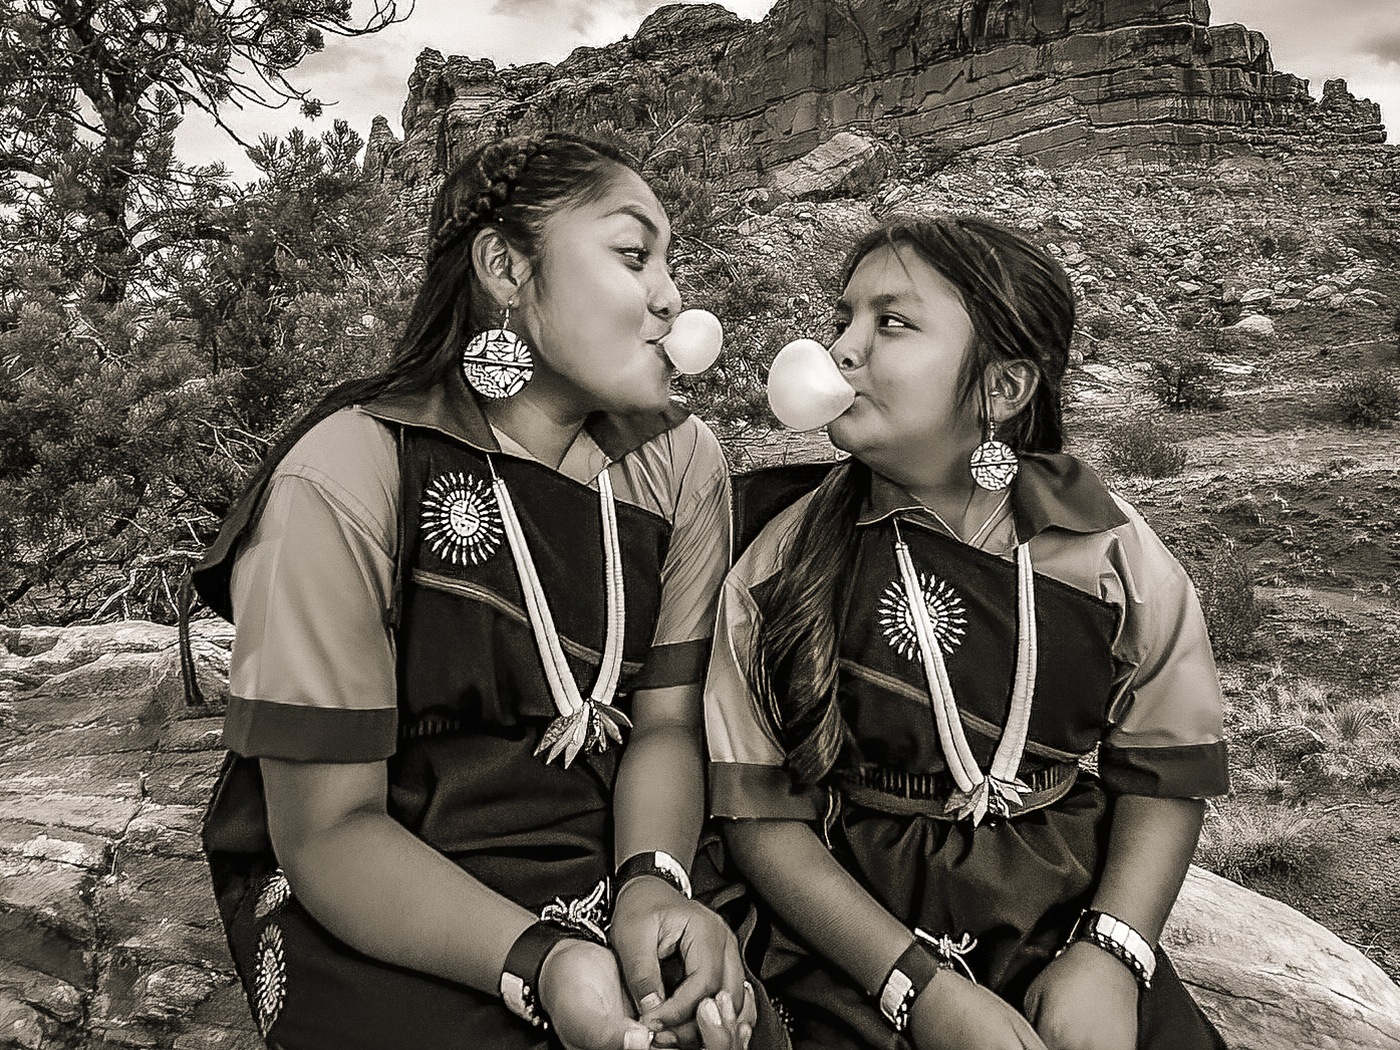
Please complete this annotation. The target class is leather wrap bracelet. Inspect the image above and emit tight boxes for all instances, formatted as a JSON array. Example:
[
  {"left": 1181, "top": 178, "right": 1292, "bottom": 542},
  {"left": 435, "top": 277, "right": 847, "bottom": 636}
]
[
  {"left": 615, "top": 849, "right": 692, "bottom": 900},
  {"left": 876, "top": 929, "right": 979, "bottom": 1033},
  {"left": 499, "top": 921, "right": 570, "bottom": 1029}
]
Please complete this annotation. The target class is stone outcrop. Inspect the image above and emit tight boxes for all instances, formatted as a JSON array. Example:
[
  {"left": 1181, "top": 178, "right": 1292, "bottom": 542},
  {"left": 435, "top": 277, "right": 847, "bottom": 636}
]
[
  {"left": 365, "top": 0, "right": 1387, "bottom": 190},
  {"left": 1166, "top": 867, "right": 1400, "bottom": 1050},
  {"left": 5, "top": 620, "right": 1400, "bottom": 1047}
]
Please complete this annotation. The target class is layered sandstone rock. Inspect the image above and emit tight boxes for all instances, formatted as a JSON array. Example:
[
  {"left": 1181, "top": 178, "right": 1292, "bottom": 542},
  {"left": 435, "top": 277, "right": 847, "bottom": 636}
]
[
  {"left": 365, "top": 0, "right": 1386, "bottom": 190},
  {"left": 4, "top": 620, "right": 1400, "bottom": 1047}
]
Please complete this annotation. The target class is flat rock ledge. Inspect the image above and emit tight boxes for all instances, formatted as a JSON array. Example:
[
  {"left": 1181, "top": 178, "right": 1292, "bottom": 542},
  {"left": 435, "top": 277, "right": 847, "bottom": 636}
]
[{"left": 2, "top": 621, "right": 1398, "bottom": 1049}]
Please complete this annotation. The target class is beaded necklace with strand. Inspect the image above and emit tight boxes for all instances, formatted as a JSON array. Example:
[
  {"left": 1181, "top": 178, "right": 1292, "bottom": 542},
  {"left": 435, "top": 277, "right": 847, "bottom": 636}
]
[
  {"left": 488, "top": 456, "right": 631, "bottom": 768},
  {"left": 892, "top": 494, "right": 1038, "bottom": 825}
]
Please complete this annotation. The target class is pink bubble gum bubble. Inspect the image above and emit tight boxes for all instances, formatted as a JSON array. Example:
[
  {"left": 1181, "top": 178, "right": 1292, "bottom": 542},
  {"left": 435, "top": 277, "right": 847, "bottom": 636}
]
[
  {"left": 661, "top": 309, "right": 723, "bottom": 375},
  {"left": 766, "top": 338, "right": 856, "bottom": 432}
]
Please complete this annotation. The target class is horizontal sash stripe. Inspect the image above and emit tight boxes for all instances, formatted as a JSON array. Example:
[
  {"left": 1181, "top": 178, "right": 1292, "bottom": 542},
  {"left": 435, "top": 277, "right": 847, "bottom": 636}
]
[
  {"left": 838, "top": 659, "right": 1083, "bottom": 763},
  {"left": 412, "top": 569, "right": 645, "bottom": 674}
]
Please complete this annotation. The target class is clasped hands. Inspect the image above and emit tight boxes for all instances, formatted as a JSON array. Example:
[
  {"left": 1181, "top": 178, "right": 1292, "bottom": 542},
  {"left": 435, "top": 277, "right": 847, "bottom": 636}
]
[
  {"left": 540, "top": 876, "right": 756, "bottom": 1050},
  {"left": 908, "top": 940, "right": 1139, "bottom": 1050}
]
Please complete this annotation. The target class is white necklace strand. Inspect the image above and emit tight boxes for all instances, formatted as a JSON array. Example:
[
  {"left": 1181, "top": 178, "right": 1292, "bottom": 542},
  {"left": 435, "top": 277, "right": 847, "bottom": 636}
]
[
  {"left": 488, "top": 457, "right": 631, "bottom": 768},
  {"left": 892, "top": 519, "right": 1037, "bottom": 825},
  {"left": 921, "top": 490, "right": 1011, "bottom": 550}
]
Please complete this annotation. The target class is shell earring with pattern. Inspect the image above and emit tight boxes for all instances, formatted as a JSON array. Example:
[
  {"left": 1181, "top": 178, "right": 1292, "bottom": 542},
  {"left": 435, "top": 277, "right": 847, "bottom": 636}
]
[
  {"left": 969, "top": 392, "right": 1019, "bottom": 491},
  {"left": 462, "top": 299, "right": 533, "bottom": 399}
]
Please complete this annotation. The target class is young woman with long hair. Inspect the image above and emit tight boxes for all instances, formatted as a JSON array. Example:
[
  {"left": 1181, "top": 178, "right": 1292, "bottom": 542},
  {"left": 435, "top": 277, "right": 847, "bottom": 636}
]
[
  {"left": 704, "top": 216, "right": 1229, "bottom": 1050},
  {"left": 192, "top": 132, "right": 770, "bottom": 1050}
]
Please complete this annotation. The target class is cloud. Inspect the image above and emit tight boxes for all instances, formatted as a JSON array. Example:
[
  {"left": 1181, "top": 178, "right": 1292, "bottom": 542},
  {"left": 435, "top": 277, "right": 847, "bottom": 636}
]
[
  {"left": 1359, "top": 29, "right": 1400, "bottom": 67},
  {"left": 490, "top": 0, "right": 659, "bottom": 36}
]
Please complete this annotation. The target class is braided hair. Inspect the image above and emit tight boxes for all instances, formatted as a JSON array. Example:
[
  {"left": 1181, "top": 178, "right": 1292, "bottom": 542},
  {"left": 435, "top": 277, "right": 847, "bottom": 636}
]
[{"left": 229, "top": 131, "right": 641, "bottom": 514}]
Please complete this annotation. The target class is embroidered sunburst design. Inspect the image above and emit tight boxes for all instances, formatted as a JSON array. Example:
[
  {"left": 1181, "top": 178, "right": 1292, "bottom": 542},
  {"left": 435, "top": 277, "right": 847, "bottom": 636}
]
[
  {"left": 254, "top": 922, "right": 287, "bottom": 1036},
  {"left": 254, "top": 869, "right": 292, "bottom": 922},
  {"left": 878, "top": 571, "right": 968, "bottom": 661},
  {"left": 421, "top": 472, "right": 503, "bottom": 566}
]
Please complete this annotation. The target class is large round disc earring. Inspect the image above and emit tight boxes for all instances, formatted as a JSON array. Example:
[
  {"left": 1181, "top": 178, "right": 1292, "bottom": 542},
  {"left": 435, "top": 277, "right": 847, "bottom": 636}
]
[
  {"left": 462, "top": 300, "right": 533, "bottom": 399},
  {"left": 969, "top": 418, "right": 1019, "bottom": 491}
]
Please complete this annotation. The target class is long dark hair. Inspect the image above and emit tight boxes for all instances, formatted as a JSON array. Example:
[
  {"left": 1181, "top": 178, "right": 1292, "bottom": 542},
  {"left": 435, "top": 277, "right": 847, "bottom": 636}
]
[
  {"left": 235, "top": 131, "right": 639, "bottom": 505},
  {"left": 753, "top": 215, "right": 1075, "bottom": 786}
]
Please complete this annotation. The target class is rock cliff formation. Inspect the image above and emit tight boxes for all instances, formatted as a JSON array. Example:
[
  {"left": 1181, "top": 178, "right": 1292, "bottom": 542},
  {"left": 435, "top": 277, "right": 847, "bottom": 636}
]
[
  {"left": 363, "top": 0, "right": 1386, "bottom": 189},
  {"left": 4, "top": 621, "right": 1400, "bottom": 1048}
]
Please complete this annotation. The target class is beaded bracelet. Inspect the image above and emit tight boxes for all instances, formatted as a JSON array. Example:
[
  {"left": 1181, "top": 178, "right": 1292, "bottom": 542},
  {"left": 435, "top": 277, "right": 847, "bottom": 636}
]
[
  {"left": 1064, "top": 909, "right": 1156, "bottom": 990},
  {"left": 614, "top": 849, "right": 693, "bottom": 901}
]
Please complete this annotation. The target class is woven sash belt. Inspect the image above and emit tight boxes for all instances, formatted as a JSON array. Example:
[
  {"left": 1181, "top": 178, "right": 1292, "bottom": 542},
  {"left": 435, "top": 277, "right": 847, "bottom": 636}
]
[{"left": 835, "top": 761, "right": 1080, "bottom": 821}]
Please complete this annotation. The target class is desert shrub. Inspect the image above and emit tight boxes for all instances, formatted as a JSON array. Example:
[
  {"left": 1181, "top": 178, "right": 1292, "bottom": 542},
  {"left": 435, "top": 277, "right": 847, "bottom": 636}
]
[
  {"left": 1100, "top": 415, "right": 1187, "bottom": 477},
  {"left": 1332, "top": 369, "right": 1400, "bottom": 427},
  {"left": 1193, "top": 544, "right": 1261, "bottom": 659},
  {"left": 1195, "top": 804, "right": 1329, "bottom": 882},
  {"left": 1316, "top": 701, "right": 1372, "bottom": 744},
  {"left": 1148, "top": 345, "right": 1225, "bottom": 410}
]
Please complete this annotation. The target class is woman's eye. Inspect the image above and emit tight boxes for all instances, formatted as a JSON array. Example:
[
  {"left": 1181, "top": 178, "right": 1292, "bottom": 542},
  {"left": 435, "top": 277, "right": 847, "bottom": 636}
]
[
  {"left": 620, "top": 247, "right": 649, "bottom": 268},
  {"left": 879, "top": 314, "right": 910, "bottom": 330},
  {"left": 832, "top": 318, "right": 850, "bottom": 337}
]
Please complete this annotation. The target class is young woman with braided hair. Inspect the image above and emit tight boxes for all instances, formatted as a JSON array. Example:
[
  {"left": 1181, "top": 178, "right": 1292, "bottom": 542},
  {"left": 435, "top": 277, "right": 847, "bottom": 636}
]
[
  {"left": 193, "top": 132, "right": 769, "bottom": 1050},
  {"left": 704, "top": 216, "right": 1229, "bottom": 1050}
]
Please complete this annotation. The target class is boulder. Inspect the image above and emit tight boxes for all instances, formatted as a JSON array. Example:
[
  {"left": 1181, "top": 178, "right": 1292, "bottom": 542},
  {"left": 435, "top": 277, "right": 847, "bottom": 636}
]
[
  {"left": 771, "top": 132, "right": 888, "bottom": 201},
  {"left": 1166, "top": 867, "right": 1400, "bottom": 1049},
  {"left": 3, "top": 621, "right": 1400, "bottom": 1048},
  {"left": 1226, "top": 314, "right": 1277, "bottom": 340}
]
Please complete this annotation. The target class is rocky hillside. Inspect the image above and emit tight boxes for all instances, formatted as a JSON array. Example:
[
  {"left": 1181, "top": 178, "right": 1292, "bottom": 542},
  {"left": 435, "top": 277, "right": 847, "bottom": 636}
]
[{"left": 363, "top": 0, "right": 1386, "bottom": 189}]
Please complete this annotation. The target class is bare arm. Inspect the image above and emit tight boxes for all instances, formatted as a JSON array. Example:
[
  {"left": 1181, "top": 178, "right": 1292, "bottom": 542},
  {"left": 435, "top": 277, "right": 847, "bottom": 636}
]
[
  {"left": 1090, "top": 794, "right": 1204, "bottom": 943},
  {"left": 613, "top": 684, "right": 706, "bottom": 867},
  {"left": 723, "top": 817, "right": 909, "bottom": 995},
  {"left": 260, "top": 757, "right": 534, "bottom": 992},
  {"left": 1026, "top": 794, "right": 1205, "bottom": 1050},
  {"left": 611, "top": 685, "right": 748, "bottom": 1039}
]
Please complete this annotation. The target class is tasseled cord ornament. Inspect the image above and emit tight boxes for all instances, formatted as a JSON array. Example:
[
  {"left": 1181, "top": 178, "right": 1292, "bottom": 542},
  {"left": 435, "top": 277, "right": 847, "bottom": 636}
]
[
  {"left": 488, "top": 458, "right": 631, "bottom": 768},
  {"left": 892, "top": 520, "right": 1038, "bottom": 825}
]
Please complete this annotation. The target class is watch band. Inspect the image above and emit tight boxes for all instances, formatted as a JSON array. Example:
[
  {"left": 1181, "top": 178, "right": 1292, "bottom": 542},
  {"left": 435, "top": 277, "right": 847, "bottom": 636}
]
[
  {"left": 1066, "top": 909, "right": 1156, "bottom": 989},
  {"left": 499, "top": 921, "right": 570, "bottom": 1028},
  {"left": 615, "top": 849, "right": 693, "bottom": 900}
]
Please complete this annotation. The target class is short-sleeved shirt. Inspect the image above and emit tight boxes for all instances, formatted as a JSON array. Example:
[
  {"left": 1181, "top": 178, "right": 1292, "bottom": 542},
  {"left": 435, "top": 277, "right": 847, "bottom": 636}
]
[
  {"left": 224, "top": 395, "right": 731, "bottom": 762},
  {"left": 705, "top": 454, "right": 1228, "bottom": 822}
]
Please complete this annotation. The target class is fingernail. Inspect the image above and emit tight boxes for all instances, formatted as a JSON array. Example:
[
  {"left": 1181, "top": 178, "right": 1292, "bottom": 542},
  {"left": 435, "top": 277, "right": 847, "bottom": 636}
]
[
  {"left": 623, "top": 1029, "right": 654, "bottom": 1050},
  {"left": 700, "top": 999, "right": 723, "bottom": 1026},
  {"left": 655, "top": 1032, "right": 677, "bottom": 1048},
  {"left": 640, "top": 992, "right": 664, "bottom": 1013},
  {"left": 740, "top": 1022, "right": 753, "bottom": 1049}
]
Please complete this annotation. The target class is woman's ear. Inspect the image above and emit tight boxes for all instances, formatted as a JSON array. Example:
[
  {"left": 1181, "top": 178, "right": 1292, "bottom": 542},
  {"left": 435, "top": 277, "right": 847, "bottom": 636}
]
[
  {"left": 470, "top": 227, "right": 531, "bottom": 309},
  {"left": 985, "top": 360, "right": 1039, "bottom": 423}
]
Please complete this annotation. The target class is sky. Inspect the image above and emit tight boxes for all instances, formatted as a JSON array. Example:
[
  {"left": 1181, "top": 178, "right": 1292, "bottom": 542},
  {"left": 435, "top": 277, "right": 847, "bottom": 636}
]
[{"left": 180, "top": 0, "right": 1399, "bottom": 182}]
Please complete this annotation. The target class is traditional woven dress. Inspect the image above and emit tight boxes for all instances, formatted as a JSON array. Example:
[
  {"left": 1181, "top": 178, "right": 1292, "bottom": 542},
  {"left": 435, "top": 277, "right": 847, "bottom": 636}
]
[
  {"left": 704, "top": 457, "right": 1230, "bottom": 1050},
  {"left": 193, "top": 375, "right": 739, "bottom": 1050}
]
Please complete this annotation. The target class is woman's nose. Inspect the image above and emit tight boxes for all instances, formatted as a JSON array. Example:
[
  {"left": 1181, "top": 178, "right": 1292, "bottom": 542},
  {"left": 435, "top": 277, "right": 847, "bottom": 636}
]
[
  {"left": 651, "top": 270, "right": 681, "bottom": 320},
  {"left": 831, "top": 328, "right": 866, "bottom": 371}
]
